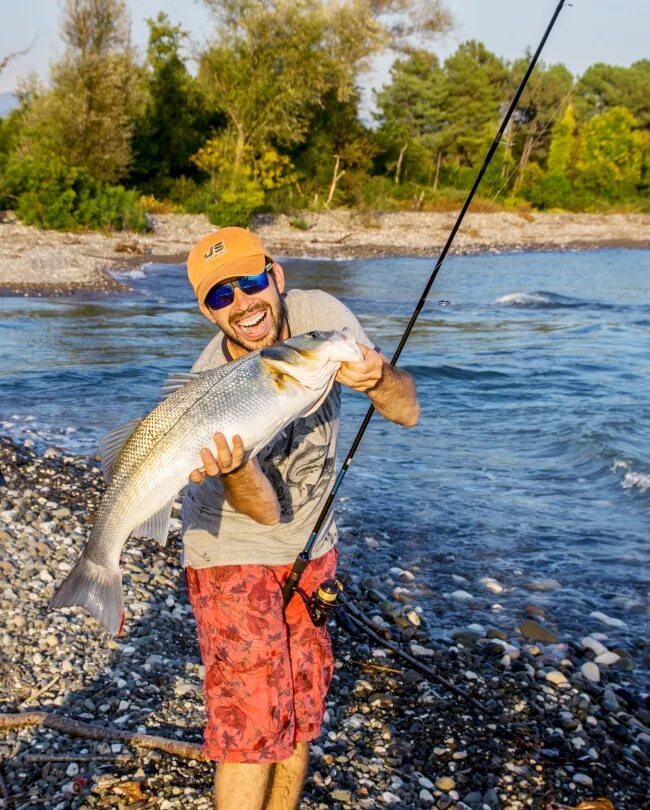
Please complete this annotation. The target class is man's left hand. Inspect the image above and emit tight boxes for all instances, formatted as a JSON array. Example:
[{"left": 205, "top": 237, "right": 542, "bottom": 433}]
[{"left": 336, "top": 343, "right": 384, "bottom": 393}]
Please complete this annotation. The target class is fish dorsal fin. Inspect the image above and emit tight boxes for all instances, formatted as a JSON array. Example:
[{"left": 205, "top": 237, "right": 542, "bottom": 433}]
[
  {"left": 130, "top": 498, "right": 175, "bottom": 546},
  {"left": 99, "top": 417, "right": 143, "bottom": 482},
  {"left": 161, "top": 371, "right": 206, "bottom": 400}
]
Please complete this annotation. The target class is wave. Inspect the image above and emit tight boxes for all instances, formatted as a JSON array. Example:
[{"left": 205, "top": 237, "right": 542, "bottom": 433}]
[
  {"left": 495, "top": 290, "right": 589, "bottom": 308},
  {"left": 110, "top": 262, "right": 156, "bottom": 280},
  {"left": 611, "top": 459, "right": 650, "bottom": 495}
]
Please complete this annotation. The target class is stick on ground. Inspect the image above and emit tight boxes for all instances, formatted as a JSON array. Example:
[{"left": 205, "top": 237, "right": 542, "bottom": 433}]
[{"left": 0, "top": 712, "right": 208, "bottom": 762}]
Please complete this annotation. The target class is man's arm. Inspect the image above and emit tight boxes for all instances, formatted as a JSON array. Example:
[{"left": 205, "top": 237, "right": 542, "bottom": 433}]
[
  {"left": 336, "top": 345, "right": 420, "bottom": 427},
  {"left": 189, "top": 433, "right": 281, "bottom": 525}
]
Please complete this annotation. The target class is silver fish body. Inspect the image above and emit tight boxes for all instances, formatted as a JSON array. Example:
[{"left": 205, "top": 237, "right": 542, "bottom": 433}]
[{"left": 50, "top": 329, "right": 363, "bottom": 634}]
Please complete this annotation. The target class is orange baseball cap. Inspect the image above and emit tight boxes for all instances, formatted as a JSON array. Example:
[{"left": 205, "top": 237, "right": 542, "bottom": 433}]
[{"left": 187, "top": 227, "right": 273, "bottom": 316}]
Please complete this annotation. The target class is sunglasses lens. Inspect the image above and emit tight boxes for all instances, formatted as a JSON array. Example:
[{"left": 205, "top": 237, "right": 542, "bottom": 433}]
[
  {"left": 205, "top": 284, "right": 234, "bottom": 310},
  {"left": 238, "top": 270, "right": 270, "bottom": 295}
]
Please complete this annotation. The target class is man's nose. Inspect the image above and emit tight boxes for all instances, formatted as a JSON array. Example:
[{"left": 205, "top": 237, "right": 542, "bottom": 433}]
[{"left": 232, "top": 285, "right": 256, "bottom": 309}]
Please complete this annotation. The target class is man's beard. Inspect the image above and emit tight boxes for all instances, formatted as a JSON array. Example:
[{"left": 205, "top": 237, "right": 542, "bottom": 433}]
[{"left": 222, "top": 291, "right": 287, "bottom": 353}]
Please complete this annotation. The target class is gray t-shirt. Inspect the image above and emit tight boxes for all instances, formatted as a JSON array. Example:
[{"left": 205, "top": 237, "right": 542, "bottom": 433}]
[{"left": 181, "top": 288, "right": 373, "bottom": 568}]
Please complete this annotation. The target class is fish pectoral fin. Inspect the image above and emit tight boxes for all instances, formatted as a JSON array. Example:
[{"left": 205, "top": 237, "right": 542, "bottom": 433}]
[
  {"left": 161, "top": 371, "right": 207, "bottom": 400},
  {"left": 131, "top": 498, "right": 175, "bottom": 546},
  {"left": 99, "top": 417, "right": 143, "bottom": 482}
]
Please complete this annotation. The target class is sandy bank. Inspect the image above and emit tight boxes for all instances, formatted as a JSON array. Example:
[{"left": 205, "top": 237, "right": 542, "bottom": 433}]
[{"left": 0, "top": 210, "right": 649, "bottom": 295}]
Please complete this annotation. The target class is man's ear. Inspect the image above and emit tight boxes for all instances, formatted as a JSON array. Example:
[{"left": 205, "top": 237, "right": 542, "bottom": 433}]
[{"left": 271, "top": 261, "right": 286, "bottom": 293}]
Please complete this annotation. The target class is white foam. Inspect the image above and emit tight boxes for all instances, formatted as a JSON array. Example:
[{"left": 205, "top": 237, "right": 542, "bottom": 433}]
[
  {"left": 621, "top": 471, "right": 650, "bottom": 493},
  {"left": 611, "top": 459, "right": 631, "bottom": 471},
  {"left": 496, "top": 291, "right": 553, "bottom": 306},
  {"left": 112, "top": 268, "right": 146, "bottom": 279}
]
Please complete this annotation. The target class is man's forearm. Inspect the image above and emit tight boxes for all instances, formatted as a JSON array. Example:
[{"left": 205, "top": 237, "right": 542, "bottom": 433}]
[
  {"left": 221, "top": 457, "right": 281, "bottom": 525},
  {"left": 368, "top": 363, "right": 420, "bottom": 427}
]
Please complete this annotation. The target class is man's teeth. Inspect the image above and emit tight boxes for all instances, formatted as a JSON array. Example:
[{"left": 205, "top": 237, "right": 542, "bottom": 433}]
[{"left": 239, "top": 311, "right": 266, "bottom": 328}]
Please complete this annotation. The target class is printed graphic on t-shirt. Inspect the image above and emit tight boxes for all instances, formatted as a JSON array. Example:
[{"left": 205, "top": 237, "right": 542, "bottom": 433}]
[{"left": 258, "top": 387, "right": 340, "bottom": 518}]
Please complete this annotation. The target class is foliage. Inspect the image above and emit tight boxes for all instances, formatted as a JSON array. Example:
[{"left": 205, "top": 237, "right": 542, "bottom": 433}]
[
  {"left": 575, "top": 61, "right": 650, "bottom": 128},
  {"left": 0, "top": 156, "right": 147, "bottom": 230},
  {"left": 574, "top": 107, "right": 643, "bottom": 202},
  {"left": 3, "top": 0, "right": 649, "bottom": 228},
  {"left": 189, "top": 133, "right": 296, "bottom": 226},
  {"left": 17, "top": 0, "right": 144, "bottom": 183},
  {"left": 129, "top": 13, "right": 215, "bottom": 194}
]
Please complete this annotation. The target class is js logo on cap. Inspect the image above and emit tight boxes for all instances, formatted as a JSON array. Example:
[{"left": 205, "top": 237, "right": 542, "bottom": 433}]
[{"left": 204, "top": 241, "right": 226, "bottom": 261}]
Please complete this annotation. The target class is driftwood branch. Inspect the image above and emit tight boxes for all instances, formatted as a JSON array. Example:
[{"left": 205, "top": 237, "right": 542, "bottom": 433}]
[
  {"left": 0, "top": 712, "right": 208, "bottom": 762},
  {"left": 18, "top": 674, "right": 61, "bottom": 708},
  {"left": 325, "top": 155, "right": 345, "bottom": 208}
]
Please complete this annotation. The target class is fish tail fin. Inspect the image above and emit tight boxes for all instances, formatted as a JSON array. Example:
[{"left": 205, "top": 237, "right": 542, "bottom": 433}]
[{"left": 49, "top": 554, "right": 124, "bottom": 636}]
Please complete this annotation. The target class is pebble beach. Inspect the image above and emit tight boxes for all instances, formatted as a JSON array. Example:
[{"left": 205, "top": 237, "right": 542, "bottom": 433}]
[
  {"left": 1, "top": 437, "right": 649, "bottom": 810},
  {"left": 1, "top": 210, "right": 650, "bottom": 295}
]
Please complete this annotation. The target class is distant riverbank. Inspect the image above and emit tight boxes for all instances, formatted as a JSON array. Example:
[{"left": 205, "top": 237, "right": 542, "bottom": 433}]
[{"left": 1, "top": 209, "right": 650, "bottom": 295}]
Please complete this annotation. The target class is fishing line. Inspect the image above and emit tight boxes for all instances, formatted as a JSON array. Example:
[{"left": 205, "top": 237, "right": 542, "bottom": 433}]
[
  {"left": 418, "top": 80, "right": 574, "bottom": 314},
  {"left": 282, "top": 0, "right": 569, "bottom": 609},
  {"left": 374, "top": 71, "right": 550, "bottom": 320}
]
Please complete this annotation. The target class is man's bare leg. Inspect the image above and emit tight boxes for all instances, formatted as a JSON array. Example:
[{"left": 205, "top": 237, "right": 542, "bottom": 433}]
[
  {"left": 214, "top": 762, "right": 272, "bottom": 810},
  {"left": 263, "top": 742, "right": 310, "bottom": 810}
]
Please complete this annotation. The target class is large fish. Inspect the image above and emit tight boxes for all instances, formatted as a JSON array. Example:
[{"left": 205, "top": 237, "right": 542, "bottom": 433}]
[{"left": 50, "top": 329, "right": 363, "bottom": 635}]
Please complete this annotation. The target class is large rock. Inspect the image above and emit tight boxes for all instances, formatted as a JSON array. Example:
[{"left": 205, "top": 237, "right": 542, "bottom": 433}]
[{"left": 517, "top": 619, "right": 558, "bottom": 643}]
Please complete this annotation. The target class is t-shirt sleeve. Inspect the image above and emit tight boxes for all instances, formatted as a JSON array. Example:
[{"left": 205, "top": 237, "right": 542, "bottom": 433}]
[
  {"left": 299, "top": 290, "right": 377, "bottom": 352},
  {"left": 190, "top": 334, "right": 227, "bottom": 373}
]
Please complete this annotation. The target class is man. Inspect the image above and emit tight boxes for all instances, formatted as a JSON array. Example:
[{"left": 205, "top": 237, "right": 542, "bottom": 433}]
[{"left": 182, "top": 226, "right": 419, "bottom": 810}]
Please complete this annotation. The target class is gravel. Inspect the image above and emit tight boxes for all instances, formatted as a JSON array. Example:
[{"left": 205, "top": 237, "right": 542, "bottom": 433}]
[
  {"left": 1, "top": 435, "right": 649, "bottom": 810},
  {"left": 2, "top": 210, "right": 650, "bottom": 295}
]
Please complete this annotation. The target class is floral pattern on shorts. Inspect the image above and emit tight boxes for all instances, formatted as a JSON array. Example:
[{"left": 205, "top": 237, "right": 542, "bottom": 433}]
[{"left": 185, "top": 548, "right": 337, "bottom": 763}]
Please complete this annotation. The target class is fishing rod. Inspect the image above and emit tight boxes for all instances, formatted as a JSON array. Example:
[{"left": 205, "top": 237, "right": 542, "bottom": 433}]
[{"left": 283, "top": 0, "right": 568, "bottom": 611}]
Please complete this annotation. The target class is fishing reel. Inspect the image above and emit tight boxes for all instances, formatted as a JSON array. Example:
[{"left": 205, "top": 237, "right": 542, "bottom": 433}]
[{"left": 295, "top": 578, "right": 345, "bottom": 626}]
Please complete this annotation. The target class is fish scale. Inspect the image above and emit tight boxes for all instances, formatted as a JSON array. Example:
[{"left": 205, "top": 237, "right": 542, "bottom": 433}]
[{"left": 50, "top": 329, "right": 363, "bottom": 635}]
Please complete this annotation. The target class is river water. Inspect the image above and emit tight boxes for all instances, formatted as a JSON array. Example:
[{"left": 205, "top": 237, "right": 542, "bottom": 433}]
[{"left": 1, "top": 249, "right": 649, "bottom": 670}]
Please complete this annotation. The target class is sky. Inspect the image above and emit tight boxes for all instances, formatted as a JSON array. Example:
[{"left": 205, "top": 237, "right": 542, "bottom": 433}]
[{"left": 0, "top": 0, "right": 648, "bottom": 97}]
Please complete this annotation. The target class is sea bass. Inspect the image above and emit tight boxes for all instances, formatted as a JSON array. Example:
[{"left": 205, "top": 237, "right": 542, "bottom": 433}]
[{"left": 50, "top": 329, "right": 363, "bottom": 635}]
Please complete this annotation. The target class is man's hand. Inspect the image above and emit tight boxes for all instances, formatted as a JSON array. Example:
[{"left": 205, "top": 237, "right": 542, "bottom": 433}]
[
  {"left": 189, "top": 433, "right": 245, "bottom": 483},
  {"left": 336, "top": 343, "right": 384, "bottom": 393}
]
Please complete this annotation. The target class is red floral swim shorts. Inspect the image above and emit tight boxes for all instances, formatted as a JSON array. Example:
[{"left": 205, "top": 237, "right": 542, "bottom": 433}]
[{"left": 185, "top": 548, "right": 337, "bottom": 763}]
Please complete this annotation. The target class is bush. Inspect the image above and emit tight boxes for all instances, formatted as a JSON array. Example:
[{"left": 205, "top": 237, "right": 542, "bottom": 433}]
[
  {"left": 525, "top": 172, "right": 574, "bottom": 210},
  {"left": 0, "top": 156, "right": 147, "bottom": 231}
]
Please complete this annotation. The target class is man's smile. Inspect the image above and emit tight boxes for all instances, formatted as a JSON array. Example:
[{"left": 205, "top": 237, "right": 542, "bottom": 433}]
[{"left": 232, "top": 306, "right": 271, "bottom": 341}]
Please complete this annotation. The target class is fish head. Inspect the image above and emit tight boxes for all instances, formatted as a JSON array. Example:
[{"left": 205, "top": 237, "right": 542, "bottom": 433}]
[{"left": 260, "top": 329, "right": 363, "bottom": 389}]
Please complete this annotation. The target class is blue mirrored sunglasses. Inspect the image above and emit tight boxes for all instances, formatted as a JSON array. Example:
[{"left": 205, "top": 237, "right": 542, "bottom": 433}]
[{"left": 205, "top": 263, "right": 273, "bottom": 310}]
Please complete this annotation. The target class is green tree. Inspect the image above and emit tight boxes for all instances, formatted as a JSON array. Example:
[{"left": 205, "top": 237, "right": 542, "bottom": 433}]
[
  {"left": 547, "top": 102, "right": 577, "bottom": 176},
  {"left": 374, "top": 49, "right": 447, "bottom": 185},
  {"left": 440, "top": 41, "right": 508, "bottom": 170},
  {"left": 575, "top": 61, "right": 650, "bottom": 129},
  {"left": 507, "top": 60, "right": 573, "bottom": 189},
  {"left": 18, "top": 0, "right": 144, "bottom": 183},
  {"left": 522, "top": 104, "right": 576, "bottom": 209},
  {"left": 194, "top": 0, "right": 450, "bottom": 219},
  {"left": 129, "top": 13, "right": 214, "bottom": 194},
  {"left": 574, "top": 106, "right": 642, "bottom": 201},
  {"left": 290, "top": 90, "right": 378, "bottom": 206}
]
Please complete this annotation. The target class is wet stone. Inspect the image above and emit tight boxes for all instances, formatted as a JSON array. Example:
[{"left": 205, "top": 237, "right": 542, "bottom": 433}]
[{"left": 517, "top": 619, "right": 558, "bottom": 644}]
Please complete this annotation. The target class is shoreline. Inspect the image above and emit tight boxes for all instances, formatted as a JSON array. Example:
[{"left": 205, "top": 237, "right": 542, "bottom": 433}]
[
  {"left": 1, "top": 210, "right": 650, "bottom": 297},
  {"left": 1, "top": 436, "right": 649, "bottom": 810}
]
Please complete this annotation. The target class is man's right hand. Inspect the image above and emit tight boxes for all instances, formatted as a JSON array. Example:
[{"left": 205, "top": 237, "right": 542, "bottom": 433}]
[{"left": 189, "top": 433, "right": 246, "bottom": 483}]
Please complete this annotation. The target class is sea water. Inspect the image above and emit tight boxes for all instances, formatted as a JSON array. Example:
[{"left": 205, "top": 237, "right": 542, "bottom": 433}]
[{"left": 1, "top": 249, "right": 648, "bottom": 669}]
